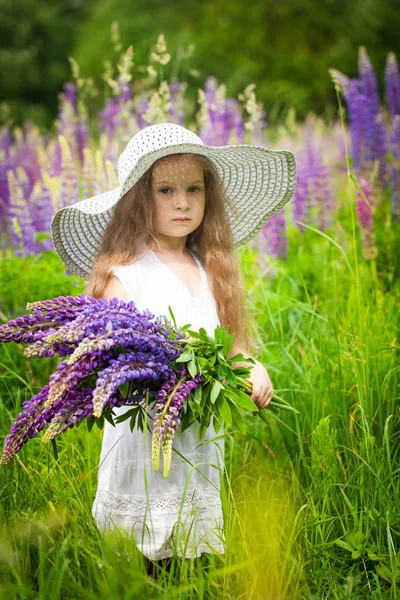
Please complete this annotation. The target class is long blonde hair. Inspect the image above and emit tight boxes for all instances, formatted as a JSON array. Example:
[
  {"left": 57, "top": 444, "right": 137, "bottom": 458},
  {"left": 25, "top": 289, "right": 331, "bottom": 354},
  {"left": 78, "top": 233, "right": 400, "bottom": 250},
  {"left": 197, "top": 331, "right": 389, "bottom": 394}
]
[{"left": 84, "top": 153, "right": 259, "bottom": 356}]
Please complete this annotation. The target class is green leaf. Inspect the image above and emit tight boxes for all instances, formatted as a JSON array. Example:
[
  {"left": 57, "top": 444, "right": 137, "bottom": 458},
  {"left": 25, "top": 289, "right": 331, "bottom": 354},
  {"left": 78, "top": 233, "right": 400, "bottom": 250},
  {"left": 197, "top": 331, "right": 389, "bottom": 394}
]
[
  {"left": 86, "top": 416, "right": 96, "bottom": 432},
  {"left": 199, "top": 327, "right": 208, "bottom": 339},
  {"left": 114, "top": 408, "right": 135, "bottom": 424},
  {"left": 217, "top": 396, "right": 232, "bottom": 426},
  {"left": 103, "top": 410, "right": 116, "bottom": 426},
  {"left": 211, "top": 380, "right": 224, "bottom": 404},
  {"left": 215, "top": 364, "right": 228, "bottom": 379},
  {"left": 224, "top": 332, "right": 236, "bottom": 357},
  {"left": 201, "top": 384, "right": 211, "bottom": 408},
  {"left": 197, "top": 357, "right": 209, "bottom": 368},
  {"left": 225, "top": 387, "right": 257, "bottom": 411},
  {"left": 228, "top": 400, "right": 246, "bottom": 432},
  {"left": 346, "top": 530, "right": 365, "bottom": 549},
  {"left": 95, "top": 415, "right": 105, "bottom": 430},
  {"left": 176, "top": 350, "right": 193, "bottom": 363},
  {"left": 213, "top": 326, "right": 223, "bottom": 345},
  {"left": 217, "top": 350, "right": 227, "bottom": 363},
  {"left": 224, "top": 369, "right": 238, "bottom": 387},
  {"left": 193, "top": 385, "right": 202, "bottom": 405},
  {"left": 185, "top": 329, "right": 202, "bottom": 339},
  {"left": 213, "top": 415, "right": 222, "bottom": 434},
  {"left": 334, "top": 539, "right": 354, "bottom": 553},
  {"left": 376, "top": 564, "right": 396, "bottom": 583},
  {"left": 118, "top": 381, "right": 130, "bottom": 397},
  {"left": 199, "top": 410, "right": 211, "bottom": 440},
  {"left": 168, "top": 305, "right": 177, "bottom": 328},
  {"left": 187, "top": 358, "right": 198, "bottom": 378},
  {"left": 228, "top": 352, "right": 246, "bottom": 363}
]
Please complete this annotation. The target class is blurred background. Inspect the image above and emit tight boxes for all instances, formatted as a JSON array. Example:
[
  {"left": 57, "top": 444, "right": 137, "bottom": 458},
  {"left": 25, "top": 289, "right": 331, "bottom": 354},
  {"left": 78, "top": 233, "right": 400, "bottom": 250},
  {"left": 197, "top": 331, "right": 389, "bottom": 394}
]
[
  {"left": 1, "top": 0, "right": 400, "bottom": 129},
  {"left": 1, "top": 3, "right": 400, "bottom": 597}
]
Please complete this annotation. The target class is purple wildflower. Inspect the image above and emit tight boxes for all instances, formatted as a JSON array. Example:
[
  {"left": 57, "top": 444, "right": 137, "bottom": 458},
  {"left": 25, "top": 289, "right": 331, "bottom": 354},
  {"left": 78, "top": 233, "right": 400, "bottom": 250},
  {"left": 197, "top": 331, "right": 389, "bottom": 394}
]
[
  {"left": 0, "top": 295, "right": 186, "bottom": 466},
  {"left": 356, "top": 179, "right": 378, "bottom": 261},
  {"left": 385, "top": 52, "right": 400, "bottom": 120},
  {"left": 151, "top": 366, "right": 205, "bottom": 477}
]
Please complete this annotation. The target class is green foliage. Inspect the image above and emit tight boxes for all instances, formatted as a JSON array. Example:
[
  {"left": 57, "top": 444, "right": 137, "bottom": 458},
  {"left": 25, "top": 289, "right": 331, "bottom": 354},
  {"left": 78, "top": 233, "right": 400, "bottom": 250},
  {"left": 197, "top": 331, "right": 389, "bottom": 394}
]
[
  {"left": 0, "top": 0, "right": 95, "bottom": 128},
  {"left": 0, "top": 249, "right": 84, "bottom": 406}
]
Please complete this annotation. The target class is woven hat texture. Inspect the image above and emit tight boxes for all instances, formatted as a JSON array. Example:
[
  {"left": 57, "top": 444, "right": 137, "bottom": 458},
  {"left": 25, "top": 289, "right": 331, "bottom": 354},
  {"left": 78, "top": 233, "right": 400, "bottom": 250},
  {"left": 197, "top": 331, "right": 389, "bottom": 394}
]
[{"left": 51, "top": 122, "right": 297, "bottom": 279}]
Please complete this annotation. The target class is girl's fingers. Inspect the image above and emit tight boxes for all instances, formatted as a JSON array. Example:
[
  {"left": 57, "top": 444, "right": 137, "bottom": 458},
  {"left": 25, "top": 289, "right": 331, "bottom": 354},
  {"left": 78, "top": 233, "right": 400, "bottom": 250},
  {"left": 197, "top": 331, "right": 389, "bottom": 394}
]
[
  {"left": 252, "top": 386, "right": 273, "bottom": 409},
  {"left": 259, "top": 390, "right": 273, "bottom": 409}
]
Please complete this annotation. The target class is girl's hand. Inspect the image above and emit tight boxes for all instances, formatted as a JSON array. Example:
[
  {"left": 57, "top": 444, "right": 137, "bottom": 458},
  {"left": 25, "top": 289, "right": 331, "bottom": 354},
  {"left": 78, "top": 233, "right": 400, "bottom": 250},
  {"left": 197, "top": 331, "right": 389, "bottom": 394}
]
[
  {"left": 222, "top": 357, "right": 274, "bottom": 410},
  {"left": 248, "top": 359, "right": 274, "bottom": 410}
]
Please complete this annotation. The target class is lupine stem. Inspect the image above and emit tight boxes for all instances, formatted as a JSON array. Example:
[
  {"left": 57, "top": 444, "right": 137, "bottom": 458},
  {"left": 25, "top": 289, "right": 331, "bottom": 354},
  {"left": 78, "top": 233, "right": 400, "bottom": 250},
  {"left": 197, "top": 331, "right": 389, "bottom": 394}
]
[
  {"left": 235, "top": 375, "right": 299, "bottom": 413},
  {"left": 51, "top": 438, "right": 58, "bottom": 461}
]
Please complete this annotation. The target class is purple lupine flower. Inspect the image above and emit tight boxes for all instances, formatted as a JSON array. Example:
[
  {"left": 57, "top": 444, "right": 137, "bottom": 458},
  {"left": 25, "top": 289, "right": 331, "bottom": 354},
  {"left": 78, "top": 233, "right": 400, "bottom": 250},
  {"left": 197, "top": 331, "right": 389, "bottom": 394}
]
[
  {"left": 42, "top": 387, "right": 125, "bottom": 443},
  {"left": 345, "top": 79, "right": 365, "bottom": 169},
  {"left": 0, "top": 383, "right": 125, "bottom": 464},
  {"left": 7, "top": 170, "right": 34, "bottom": 257},
  {"left": 198, "top": 76, "right": 246, "bottom": 146},
  {"left": 358, "top": 46, "right": 381, "bottom": 118},
  {"left": 134, "top": 93, "right": 151, "bottom": 131},
  {"left": 168, "top": 81, "right": 187, "bottom": 127},
  {"left": 290, "top": 126, "right": 333, "bottom": 233},
  {"left": 57, "top": 83, "right": 77, "bottom": 150},
  {"left": 100, "top": 98, "right": 122, "bottom": 140},
  {"left": 76, "top": 118, "right": 89, "bottom": 164},
  {"left": 58, "top": 136, "right": 79, "bottom": 208},
  {"left": 91, "top": 350, "right": 171, "bottom": 418},
  {"left": 385, "top": 52, "right": 400, "bottom": 120},
  {"left": 0, "top": 385, "right": 52, "bottom": 465},
  {"left": 28, "top": 179, "right": 55, "bottom": 253},
  {"left": 56, "top": 82, "right": 89, "bottom": 163},
  {"left": 81, "top": 144, "right": 97, "bottom": 200},
  {"left": 292, "top": 155, "right": 310, "bottom": 231},
  {"left": 332, "top": 52, "right": 389, "bottom": 181},
  {"left": 151, "top": 366, "right": 205, "bottom": 477},
  {"left": 0, "top": 128, "right": 12, "bottom": 231},
  {"left": 259, "top": 210, "right": 287, "bottom": 274},
  {"left": 224, "top": 97, "right": 248, "bottom": 145},
  {"left": 389, "top": 115, "right": 400, "bottom": 220},
  {"left": 374, "top": 113, "right": 388, "bottom": 181},
  {"left": 355, "top": 179, "right": 378, "bottom": 260},
  {"left": 0, "top": 295, "right": 187, "bottom": 466}
]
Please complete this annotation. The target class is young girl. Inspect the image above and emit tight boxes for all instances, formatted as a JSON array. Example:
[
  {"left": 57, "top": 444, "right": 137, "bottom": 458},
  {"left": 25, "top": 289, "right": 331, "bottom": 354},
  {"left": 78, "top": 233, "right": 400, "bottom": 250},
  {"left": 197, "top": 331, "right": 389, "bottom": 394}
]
[{"left": 51, "top": 122, "right": 296, "bottom": 571}]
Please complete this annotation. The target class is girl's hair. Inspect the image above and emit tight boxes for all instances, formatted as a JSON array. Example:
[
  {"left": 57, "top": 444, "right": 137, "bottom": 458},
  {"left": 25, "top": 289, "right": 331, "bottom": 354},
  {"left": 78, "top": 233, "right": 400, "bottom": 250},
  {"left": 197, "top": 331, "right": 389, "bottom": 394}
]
[{"left": 84, "top": 153, "right": 260, "bottom": 356}]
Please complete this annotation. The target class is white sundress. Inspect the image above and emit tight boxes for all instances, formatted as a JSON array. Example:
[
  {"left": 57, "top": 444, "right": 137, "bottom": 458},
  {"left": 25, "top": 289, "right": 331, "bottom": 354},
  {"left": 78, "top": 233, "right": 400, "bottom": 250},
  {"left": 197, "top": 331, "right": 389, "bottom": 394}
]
[{"left": 91, "top": 246, "right": 226, "bottom": 560}]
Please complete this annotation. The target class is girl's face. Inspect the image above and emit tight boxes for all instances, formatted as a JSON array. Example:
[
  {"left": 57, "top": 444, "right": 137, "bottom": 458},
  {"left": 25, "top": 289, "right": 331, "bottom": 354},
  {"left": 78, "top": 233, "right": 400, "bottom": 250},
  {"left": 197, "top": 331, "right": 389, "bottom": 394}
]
[{"left": 151, "top": 155, "right": 206, "bottom": 244}]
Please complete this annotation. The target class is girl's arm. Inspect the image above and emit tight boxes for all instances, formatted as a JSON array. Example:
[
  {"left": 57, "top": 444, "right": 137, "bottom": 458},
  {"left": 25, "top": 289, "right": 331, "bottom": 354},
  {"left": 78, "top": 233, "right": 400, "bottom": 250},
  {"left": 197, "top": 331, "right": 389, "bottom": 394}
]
[{"left": 102, "top": 275, "right": 129, "bottom": 302}]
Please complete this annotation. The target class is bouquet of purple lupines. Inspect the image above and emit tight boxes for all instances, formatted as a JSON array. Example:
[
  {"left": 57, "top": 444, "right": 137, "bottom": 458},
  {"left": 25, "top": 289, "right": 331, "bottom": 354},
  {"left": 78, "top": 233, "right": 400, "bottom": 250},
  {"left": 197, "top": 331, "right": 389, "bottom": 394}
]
[{"left": 0, "top": 295, "right": 298, "bottom": 477}]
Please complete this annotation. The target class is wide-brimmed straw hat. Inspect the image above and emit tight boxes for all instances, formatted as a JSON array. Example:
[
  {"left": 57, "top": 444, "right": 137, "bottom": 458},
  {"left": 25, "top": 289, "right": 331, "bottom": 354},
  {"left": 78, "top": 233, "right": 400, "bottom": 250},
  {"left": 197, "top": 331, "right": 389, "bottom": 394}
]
[{"left": 51, "top": 122, "right": 296, "bottom": 279}]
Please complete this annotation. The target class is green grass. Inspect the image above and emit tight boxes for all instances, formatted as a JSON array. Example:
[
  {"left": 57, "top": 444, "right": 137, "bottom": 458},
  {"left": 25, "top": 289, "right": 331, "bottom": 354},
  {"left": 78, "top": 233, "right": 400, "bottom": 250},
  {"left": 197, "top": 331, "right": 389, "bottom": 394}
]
[{"left": 0, "top": 173, "right": 399, "bottom": 598}]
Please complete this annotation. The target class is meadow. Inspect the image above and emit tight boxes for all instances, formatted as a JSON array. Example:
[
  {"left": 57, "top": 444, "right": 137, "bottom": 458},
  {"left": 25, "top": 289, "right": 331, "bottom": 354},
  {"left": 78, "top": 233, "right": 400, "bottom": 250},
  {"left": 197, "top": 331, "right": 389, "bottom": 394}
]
[{"left": 0, "top": 36, "right": 399, "bottom": 599}]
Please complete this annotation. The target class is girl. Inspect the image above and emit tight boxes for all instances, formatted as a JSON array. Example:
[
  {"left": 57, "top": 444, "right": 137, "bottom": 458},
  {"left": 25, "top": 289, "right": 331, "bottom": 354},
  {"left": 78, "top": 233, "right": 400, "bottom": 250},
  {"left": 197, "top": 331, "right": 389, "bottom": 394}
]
[{"left": 51, "top": 122, "right": 296, "bottom": 572}]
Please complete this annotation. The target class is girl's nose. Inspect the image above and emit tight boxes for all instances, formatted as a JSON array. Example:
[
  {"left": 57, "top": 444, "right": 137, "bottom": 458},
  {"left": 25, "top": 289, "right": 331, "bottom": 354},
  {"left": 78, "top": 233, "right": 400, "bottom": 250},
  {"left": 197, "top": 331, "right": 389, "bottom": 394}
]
[{"left": 174, "top": 191, "right": 190, "bottom": 208}]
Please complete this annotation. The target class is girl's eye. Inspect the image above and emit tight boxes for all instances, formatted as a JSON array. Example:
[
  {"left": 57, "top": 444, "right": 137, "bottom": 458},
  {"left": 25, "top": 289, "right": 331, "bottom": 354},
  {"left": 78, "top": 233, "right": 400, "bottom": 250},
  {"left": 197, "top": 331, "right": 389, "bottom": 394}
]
[{"left": 159, "top": 187, "right": 201, "bottom": 194}]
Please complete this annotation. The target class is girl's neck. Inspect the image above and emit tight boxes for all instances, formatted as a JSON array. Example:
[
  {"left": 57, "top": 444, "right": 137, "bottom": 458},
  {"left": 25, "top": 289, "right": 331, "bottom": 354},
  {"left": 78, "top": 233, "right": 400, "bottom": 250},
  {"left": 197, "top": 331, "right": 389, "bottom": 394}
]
[{"left": 147, "top": 239, "right": 188, "bottom": 256}]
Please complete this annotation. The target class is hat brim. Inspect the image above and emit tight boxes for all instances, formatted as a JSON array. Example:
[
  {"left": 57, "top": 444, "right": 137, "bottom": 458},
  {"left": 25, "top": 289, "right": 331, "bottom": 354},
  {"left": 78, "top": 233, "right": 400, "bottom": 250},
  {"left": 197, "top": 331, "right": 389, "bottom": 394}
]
[{"left": 51, "top": 142, "right": 296, "bottom": 279}]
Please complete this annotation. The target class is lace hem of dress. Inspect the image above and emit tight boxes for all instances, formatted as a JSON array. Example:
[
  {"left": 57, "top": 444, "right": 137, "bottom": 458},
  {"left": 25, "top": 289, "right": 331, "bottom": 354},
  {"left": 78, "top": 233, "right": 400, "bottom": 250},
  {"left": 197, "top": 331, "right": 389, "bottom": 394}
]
[{"left": 93, "top": 487, "right": 222, "bottom": 516}]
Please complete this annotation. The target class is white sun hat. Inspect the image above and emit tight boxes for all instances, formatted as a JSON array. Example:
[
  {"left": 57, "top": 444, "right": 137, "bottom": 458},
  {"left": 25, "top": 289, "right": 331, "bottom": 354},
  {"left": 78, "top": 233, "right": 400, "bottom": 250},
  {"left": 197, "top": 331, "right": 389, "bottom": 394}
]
[{"left": 51, "top": 122, "right": 296, "bottom": 280}]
